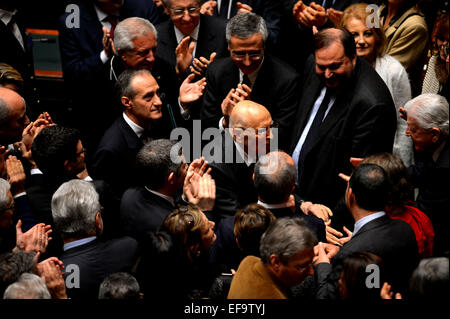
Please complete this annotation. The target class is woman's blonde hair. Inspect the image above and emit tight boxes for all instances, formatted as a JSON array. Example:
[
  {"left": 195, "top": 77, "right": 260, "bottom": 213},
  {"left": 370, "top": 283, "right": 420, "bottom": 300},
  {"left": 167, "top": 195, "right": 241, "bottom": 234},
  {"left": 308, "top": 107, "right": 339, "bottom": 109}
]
[
  {"left": 0, "top": 63, "right": 24, "bottom": 93},
  {"left": 340, "top": 3, "right": 386, "bottom": 59}
]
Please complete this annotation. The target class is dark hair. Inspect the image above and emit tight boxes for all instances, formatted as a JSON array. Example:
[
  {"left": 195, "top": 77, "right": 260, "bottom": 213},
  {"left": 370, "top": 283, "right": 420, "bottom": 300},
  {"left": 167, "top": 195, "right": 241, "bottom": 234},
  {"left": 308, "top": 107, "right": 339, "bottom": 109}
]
[
  {"left": 233, "top": 203, "right": 275, "bottom": 257},
  {"left": 0, "top": 251, "right": 37, "bottom": 297},
  {"left": 409, "top": 257, "right": 449, "bottom": 299},
  {"left": 116, "top": 68, "right": 153, "bottom": 100},
  {"left": 254, "top": 152, "right": 296, "bottom": 204},
  {"left": 314, "top": 28, "right": 356, "bottom": 59},
  {"left": 339, "top": 251, "right": 383, "bottom": 299},
  {"left": 362, "top": 153, "right": 413, "bottom": 208},
  {"left": 98, "top": 272, "right": 141, "bottom": 299},
  {"left": 31, "top": 125, "right": 81, "bottom": 178},
  {"left": 135, "top": 139, "right": 183, "bottom": 189},
  {"left": 349, "top": 163, "right": 389, "bottom": 211}
]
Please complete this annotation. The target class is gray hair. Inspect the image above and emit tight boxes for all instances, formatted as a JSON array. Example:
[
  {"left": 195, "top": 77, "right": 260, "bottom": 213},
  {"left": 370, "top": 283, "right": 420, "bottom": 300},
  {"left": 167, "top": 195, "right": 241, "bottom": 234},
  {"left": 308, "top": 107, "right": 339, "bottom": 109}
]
[
  {"left": 3, "top": 273, "right": 51, "bottom": 299},
  {"left": 0, "top": 178, "right": 11, "bottom": 211},
  {"left": 254, "top": 152, "right": 296, "bottom": 204},
  {"left": 225, "top": 12, "right": 268, "bottom": 44},
  {"left": 114, "top": 17, "right": 158, "bottom": 53},
  {"left": 259, "top": 217, "right": 317, "bottom": 264},
  {"left": 51, "top": 179, "right": 101, "bottom": 240},
  {"left": 99, "top": 272, "right": 140, "bottom": 299},
  {"left": 405, "top": 93, "right": 449, "bottom": 138},
  {"left": 260, "top": 217, "right": 317, "bottom": 264},
  {"left": 409, "top": 257, "right": 449, "bottom": 298}
]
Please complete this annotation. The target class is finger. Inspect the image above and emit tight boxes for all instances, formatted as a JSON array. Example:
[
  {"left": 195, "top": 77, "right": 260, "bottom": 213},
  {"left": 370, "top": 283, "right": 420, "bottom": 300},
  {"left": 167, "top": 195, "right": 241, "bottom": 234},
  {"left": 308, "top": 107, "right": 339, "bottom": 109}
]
[
  {"left": 395, "top": 293, "right": 402, "bottom": 299},
  {"left": 176, "top": 36, "right": 190, "bottom": 53},
  {"left": 343, "top": 226, "right": 353, "bottom": 237},
  {"left": 190, "top": 66, "right": 202, "bottom": 76},
  {"left": 22, "top": 121, "right": 34, "bottom": 136},
  {"left": 326, "top": 235, "right": 342, "bottom": 246},
  {"left": 310, "top": 2, "right": 325, "bottom": 12},
  {"left": 350, "top": 157, "right": 363, "bottom": 167},
  {"left": 338, "top": 173, "right": 350, "bottom": 182},
  {"left": 15, "top": 220, "right": 23, "bottom": 236},
  {"left": 209, "top": 52, "right": 216, "bottom": 63},
  {"left": 184, "top": 73, "right": 195, "bottom": 84},
  {"left": 326, "top": 226, "right": 343, "bottom": 237}
]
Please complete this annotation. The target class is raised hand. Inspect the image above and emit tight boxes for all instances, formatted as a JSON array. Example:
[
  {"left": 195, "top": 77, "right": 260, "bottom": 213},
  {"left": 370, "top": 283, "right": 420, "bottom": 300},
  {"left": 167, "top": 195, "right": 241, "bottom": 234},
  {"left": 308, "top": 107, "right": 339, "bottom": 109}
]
[
  {"left": 380, "top": 282, "right": 402, "bottom": 299},
  {"left": 15, "top": 220, "right": 52, "bottom": 254},
  {"left": 190, "top": 52, "right": 217, "bottom": 77},
  {"left": 327, "top": 8, "right": 343, "bottom": 27},
  {"left": 37, "top": 257, "right": 67, "bottom": 299},
  {"left": 176, "top": 36, "right": 195, "bottom": 76},
  {"left": 237, "top": 2, "right": 252, "bottom": 13},
  {"left": 5, "top": 155, "right": 26, "bottom": 195},
  {"left": 300, "top": 201, "right": 333, "bottom": 222},
  {"left": 179, "top": 73, "right": 207, "bottom": 107},
  {"left": 102, "top": 26, "right": 115, "bottom": 58},
  {"left": 200, "top": 0, "right": 217, "bottom": 15}
]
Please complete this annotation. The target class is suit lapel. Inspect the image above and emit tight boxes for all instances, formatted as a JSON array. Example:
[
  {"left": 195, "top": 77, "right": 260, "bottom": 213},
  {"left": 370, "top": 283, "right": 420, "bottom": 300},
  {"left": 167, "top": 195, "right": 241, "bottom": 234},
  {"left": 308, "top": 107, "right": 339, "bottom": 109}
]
[
  {"left": 82, "top": 3, "right": 104, "bottom": 53},
  {"left": 159, "top": 20, "right": 178, "bottom": 64},
  {"left": 348, "top": 215, "right": 390, "bottom": 242},
  {"left": 119, "top": 116, "right": 142, "bottom": 150}
]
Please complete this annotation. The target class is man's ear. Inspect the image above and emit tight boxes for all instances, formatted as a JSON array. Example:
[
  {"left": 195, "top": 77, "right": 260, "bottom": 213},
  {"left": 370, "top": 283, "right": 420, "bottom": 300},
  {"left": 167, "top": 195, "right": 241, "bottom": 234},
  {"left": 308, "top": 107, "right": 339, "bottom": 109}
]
[
  {"left": 121, "top": 96, "right": 132, "bottom": 110},
  {"left": 95, "top": 211, "right": 103, "bottom": 236},
  {"left": 347, "top": 187, "right": 356, "bottom": 207},
  {"left": 431, "top": 127, "right": 441, "bottom": 143},
  {"left": 63, "top": 159, "right": 72, "bottom": 174},
  {"left": 269, "top": 254, "right": 281, "bottom": 272},
  {"left": 167, "top": 172, "right": 175, "bottom": 185}
]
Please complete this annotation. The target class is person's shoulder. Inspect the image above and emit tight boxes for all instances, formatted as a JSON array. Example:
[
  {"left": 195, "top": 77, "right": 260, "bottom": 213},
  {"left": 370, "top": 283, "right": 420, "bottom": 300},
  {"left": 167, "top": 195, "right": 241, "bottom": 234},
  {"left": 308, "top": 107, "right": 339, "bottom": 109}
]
[
  {"left": 208, "top": 56, "right": 233, "bottom": 73},
  {"left": 265, "top": 55, "right": 299, "bottom": 79}
]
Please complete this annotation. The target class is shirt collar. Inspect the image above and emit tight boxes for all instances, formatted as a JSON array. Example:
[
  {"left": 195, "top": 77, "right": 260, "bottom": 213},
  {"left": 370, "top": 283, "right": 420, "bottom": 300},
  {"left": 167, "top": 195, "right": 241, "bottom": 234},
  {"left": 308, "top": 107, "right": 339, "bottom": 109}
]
[
  {"left": 233, "top": 139, "right": 256, "bottom": 167},
  {"left": 352, "top": 211, "right": 386, "bottom": 237},
  {"left": 174, "top": 22, "right": 200, "bottom": 44},
  {"left": 63, "top": 236, "right": 97, "bottom": 251},
  {"left": 239, "top": 57, "right": 264, "bottom": 86},
  {"left": 0, "top": 8, "right": 17, "bottom": 25},
  {"left": 93, "top": 4, "right": 108, "bottom": 23},
  {"left": 123, "top": 112, "right": 144, "bottom": 138},
  {"left": 145, "top": 186, "right": 175, "bottom": 206},
  {"left": 257, "top": 200, "right": 291, "bottom": 209}
]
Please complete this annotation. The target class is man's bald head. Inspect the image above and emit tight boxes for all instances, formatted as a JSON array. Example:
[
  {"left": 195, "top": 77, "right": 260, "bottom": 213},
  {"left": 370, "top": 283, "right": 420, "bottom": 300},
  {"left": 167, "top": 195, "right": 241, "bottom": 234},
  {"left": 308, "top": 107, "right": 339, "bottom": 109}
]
[
  {"left": 229, "top": 100, "right": 271, "bottom": 129},
  {"left": 0, "top": 88, "right": 28, "bottom": 145}
]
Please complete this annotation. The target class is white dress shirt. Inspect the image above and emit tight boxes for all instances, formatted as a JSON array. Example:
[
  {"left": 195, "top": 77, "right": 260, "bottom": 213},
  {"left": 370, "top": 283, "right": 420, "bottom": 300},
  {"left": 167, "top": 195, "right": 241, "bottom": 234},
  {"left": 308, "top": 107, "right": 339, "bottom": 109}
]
[
  {"left": 0, "top": 8, "right": 24, "bottom": 50},
  {"left": 352, "top": 211, "right": 386, "bottom": 237},
  {"left": 123, "top": 112, "right": 145, "bottom": 138}
]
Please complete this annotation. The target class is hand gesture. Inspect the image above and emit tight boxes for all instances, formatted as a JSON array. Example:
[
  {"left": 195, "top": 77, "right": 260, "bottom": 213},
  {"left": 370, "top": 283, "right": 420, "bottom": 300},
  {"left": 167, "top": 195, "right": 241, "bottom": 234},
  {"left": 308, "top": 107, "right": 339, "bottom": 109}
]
[
  {"left": 300, "top": 201, "right": 333, "bottom": 222},
  {"left": 294, "top": 1, "right": 327, "bottom": 28},
  {"left": 326, "top": 222, "right": 352, "bottom": 246},
  {"left": 185, "top": 173, "right": 216, "bottom": 211},
  {"left": 0, "top": 146, "right": 8, "bottom": 179},
  {"left": 37, "top": 257, "right": 67, "bottom": 299},
  {"left": 190, "top": 52, "right": 216, "bottom": 77},
  {"left": 179, "top": 74, "right": 207, "bottom": 108},
  {"left": 102, "top": 26, "right": 115, "bottom": 58},
  {"left": 380, "top": 282, "right": 402, "bottom": 299},
  {"left": 327, "top": 8, "right": 343, "bottom": 26},
  {"left": 313, "top": 241, "right": 331, "bottom": 265},
  {"left": 5, "top": 155, "right": 26, "bottom": 195},
  {"left": 176, "top": 36, "right": 195, "bottom": 76},
  {"left": 200, "top": 0, "right": 217, "bottom": 15},
  {"left": 237, "top": 2, "right": 252, "bottom": 13},
  {"left": 220, "top": 83, "right": 252, "bottom": 117},
  {"left": 398, "top": 107, "right": 407, "bottom": 121},
  {"left": 15, "top": 220, "right": 52, "bottom": 254}
]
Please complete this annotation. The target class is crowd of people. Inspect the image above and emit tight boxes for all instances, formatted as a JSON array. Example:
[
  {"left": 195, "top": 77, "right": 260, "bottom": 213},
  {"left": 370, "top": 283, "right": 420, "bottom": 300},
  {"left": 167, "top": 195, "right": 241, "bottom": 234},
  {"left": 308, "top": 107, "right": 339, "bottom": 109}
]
[{"left": 0, "top": 0, "right": 448, "bottom": 301}]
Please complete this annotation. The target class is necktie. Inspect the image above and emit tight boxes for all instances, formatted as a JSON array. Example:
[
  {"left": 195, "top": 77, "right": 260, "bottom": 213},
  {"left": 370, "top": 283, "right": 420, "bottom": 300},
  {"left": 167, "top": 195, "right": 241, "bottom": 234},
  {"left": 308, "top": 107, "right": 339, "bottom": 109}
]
[
  {"left": 7, "top": 14, "right": 24, "bottom": 50},
  {"left": 242, "top": 74, "right": 252, "bottom": 88},
  {"left": 106, "top": 16, "right": 118, "bottom": 40},
  {"left": 219, "top": 0, "right": 230, "bottom": 19},
  {"left": 297, "top": 88, "right": 333, "bottom": 182}
]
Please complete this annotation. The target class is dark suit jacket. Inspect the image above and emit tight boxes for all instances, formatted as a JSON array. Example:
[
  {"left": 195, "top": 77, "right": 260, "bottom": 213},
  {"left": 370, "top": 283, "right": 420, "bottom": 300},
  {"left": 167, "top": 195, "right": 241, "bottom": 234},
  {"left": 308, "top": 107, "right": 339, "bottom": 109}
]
[
  {"left": 212, "top": 0, "right": 282, "bottom": 49},
  {"left": 155, "top": 14, "right": 228, "bottom": 73},
  {"left": 201, "top": 55, "right": 300, "bottom": 151},
  {"left": 409, "top": 140, "right": 449, "bottom": 256},
  {"left": 289, "top": 56, "right": 396, "bottom": 211},
  {"left": 205, "top": 132, "right": 258, "bottom": 220},
  {"left": 91, "top": 116, "right": 143, "bottom": 198},
  {"left": 120, "top": 187, "right": 176, "bottom": 241},
  {"left": 315, "top": 215, "right": 418, "bottom": 298},
  {"left": 61, "top": 237, "right": 139, "bottom": 299}
]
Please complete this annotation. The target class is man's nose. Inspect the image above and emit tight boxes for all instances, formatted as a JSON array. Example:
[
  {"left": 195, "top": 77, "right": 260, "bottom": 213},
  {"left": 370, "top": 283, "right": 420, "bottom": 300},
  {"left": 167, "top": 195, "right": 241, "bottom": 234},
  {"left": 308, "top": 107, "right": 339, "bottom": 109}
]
[{"left": 325, "top": 69, "right": 333, "bottom": 78}]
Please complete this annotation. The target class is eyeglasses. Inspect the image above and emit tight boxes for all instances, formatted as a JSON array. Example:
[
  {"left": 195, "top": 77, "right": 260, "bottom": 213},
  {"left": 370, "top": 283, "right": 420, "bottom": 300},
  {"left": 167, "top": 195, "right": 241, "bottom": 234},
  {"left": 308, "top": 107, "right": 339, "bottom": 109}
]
[
  {"left": 230, "top": 50, "right": 263, "bottom": 61},
  {"left": 170, "top": 6, "right": 200, "bottom": 17}
]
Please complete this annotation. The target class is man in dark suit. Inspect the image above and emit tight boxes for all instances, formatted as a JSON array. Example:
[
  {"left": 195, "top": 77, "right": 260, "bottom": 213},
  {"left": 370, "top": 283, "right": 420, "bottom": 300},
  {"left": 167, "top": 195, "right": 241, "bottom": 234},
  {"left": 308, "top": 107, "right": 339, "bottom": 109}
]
[
  {"left": 120, "top": 139, "right": 216, "bottom": 241},
  {"left": 0, "top": 1, "right": 38, "bottom": 115},
  {"left": 91, "top": 69, "right": 166, "bottom": 198},
  {"left": 289, "top": 28, "right": 396, "bottom": 228},
  {"left": 156, "top": 0, "right": 228, "bottom": 79},
  {"left": 200, "top": 12, "right": 300, "bottom": 151},
  {"left": 403, "top": 93, "right": 449, "bottom": 257},
  {"left": 205, "top": 100, "right": 274, "bottom": 220},
  {"left": 52, "top": 179, "right": 139, "bottom": 299},
  {"left": 201, "top": 0, "right": 282, "bottom": 50},
  {"left": 58, "top": 0, "right": 159, "bottom": 156},
  {"left": 314, "top": 163, "right": 418, "bottom": 298}
]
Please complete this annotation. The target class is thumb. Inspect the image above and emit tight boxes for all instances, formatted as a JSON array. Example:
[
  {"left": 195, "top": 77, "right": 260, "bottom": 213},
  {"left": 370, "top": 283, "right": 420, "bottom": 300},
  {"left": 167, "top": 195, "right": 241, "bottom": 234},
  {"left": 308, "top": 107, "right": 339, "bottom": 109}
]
[
  {"left": 102, "top": 26, "right": 108, "bottom": 36},
  {"left": 16, "top": 220, "right": 23, "bottom": 236},
  {"left": 188, "top": 41, "right": 195, "bottom": 54},
  {"left": 209, "top": 52, "right": 217, "bottom": 62}
]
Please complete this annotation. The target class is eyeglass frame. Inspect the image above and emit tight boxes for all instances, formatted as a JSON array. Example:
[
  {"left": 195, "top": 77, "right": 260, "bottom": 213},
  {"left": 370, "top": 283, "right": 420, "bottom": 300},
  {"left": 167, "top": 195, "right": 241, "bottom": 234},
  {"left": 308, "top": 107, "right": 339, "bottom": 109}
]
[
  {"left": 169, "top": 6, "right": 201, "bottom": 17},
  {"left": 230, "top": 49, "right": 264, "bottom": 61},
  {"left": 233, "top": 121, "right": 279, "bottom": 137}
]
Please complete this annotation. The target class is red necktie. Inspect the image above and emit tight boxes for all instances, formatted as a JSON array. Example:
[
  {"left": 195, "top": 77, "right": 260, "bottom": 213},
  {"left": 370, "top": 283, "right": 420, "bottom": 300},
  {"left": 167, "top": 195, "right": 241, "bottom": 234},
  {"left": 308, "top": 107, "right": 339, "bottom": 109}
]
[{"left": 106, "top": 16, "right": 118, "bottom": 40}]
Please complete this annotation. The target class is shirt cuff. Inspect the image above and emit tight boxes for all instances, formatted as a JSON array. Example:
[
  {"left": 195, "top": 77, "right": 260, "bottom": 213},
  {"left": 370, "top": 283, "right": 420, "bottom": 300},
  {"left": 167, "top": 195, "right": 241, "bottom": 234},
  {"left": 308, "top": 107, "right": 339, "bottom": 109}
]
[
  {"left": 30, "top": 168, "right": 43, "bottom": 175},
  {"left": 100, "top": 50, "right": 109, "bottom": 64},
  {"left": 13, "top": 192, "right": 26, "bottom": 199},
  {"left": 218, "top": 117, "right": 225, "bottom": 132},
  {"left": 178, "top": 97, "right": 190, "bottom": 120},
  {"left": 84, "top": 175, "right": 93, "bottom": 182}
]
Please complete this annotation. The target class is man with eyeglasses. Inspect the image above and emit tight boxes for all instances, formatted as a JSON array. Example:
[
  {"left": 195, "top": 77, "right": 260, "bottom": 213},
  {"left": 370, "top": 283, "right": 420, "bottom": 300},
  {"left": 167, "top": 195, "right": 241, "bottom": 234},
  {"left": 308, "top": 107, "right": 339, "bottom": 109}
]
[
  {"left": 155, "top": 0, "right": 228, "bottom": 81},
  {"left": 200, "top": 12, "right": 299, "bottom": 151}
]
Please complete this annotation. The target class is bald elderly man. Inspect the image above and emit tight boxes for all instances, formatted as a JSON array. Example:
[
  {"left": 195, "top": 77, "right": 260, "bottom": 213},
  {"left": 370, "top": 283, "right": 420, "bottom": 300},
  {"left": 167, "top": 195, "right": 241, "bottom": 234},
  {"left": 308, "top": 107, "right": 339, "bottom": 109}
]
[
  {"left": 0, "top": 88, "right": 29, "bottom": 146},
  {"left": 205, "top": 100, "right": 275, "bottom": 220}
]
